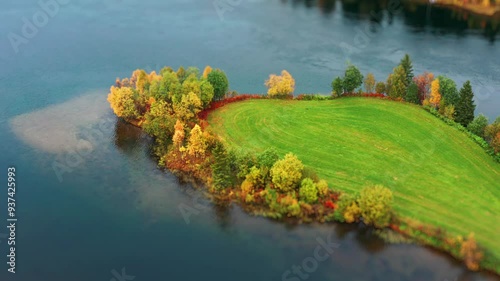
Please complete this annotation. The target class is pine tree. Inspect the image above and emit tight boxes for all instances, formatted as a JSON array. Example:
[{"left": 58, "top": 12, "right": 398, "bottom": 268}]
[
  {"left": 455, "top": 81, "right": 476, "bottom": 127},
  {"left": 211, "top": 142, "right": 233, "bottom": 190},
  {"left": 399, "top": 54, "right": 414, "bottom": 86},
  {"left": 406, "top": 82, "right": 420, "bottom": 104}
]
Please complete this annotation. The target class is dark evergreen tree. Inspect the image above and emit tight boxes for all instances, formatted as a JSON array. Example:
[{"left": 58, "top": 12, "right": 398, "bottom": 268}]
[
  {"left": 455, "top": 81, "right": 476, "bottom": 127},
  {"left": 406, "top": 82, "right": 420, "bottom": 104},
  {"left": 211, "top": 142, "right": 233, "bottom": 190},
  {"left": 399, "top": 54, "right": 414, "bottom": 86}
]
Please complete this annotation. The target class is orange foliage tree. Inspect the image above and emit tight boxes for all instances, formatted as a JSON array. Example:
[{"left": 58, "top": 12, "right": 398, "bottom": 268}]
[{"left": 429, "top": 79, "right": 441, "bottom": 108}]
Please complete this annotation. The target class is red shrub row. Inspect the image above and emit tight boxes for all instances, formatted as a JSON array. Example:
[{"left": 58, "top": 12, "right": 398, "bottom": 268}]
[{"left": 198, "top": 94, "right": 264, "bottom": 120}]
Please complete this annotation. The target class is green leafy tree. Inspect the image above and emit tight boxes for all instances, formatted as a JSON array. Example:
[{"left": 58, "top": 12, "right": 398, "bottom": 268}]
[
  {"left": 186, "top": 67, "right": 200, "bottom": 79},
  {"left": 406, "top": 82, "right": 420, "bottom": 104},
  {"left": 331, "top": 77, "right": 343, "bottom": 97},
  {"left": 257, "top": 148, "right": 279, "bottom": 169},
  {"left": 399, "top": 53, "right": 414, "bottom": 85},
  {"left": 438, "top": 76, "right": 459, "bottom": 107},
  {"left": 211, "top": 141, "right": 233, "bottom": 190},
  {"left": 270, "top": 153, "right": 304, "bottom": 192},
  {"left": 176, "top": 66, "right": 187, "bottom": 84},
  {"left": 200, "top": 80, "right": 215, "bottom": 108},
  {"left": 364, "top": 73, "right": 376, "bottom": 93},
  {"left": 467, "top": 114, "right": 489, "bottom": 137},
  {"left": 375, "top": 81, "right": 386, "bottom": 94},
  {"left": 343, "top": 65, "right": 364, "bottom": 93},
  {"left": 455, "top": 81, "right": 476, "bottom": 127},
  {"left": 388, "top": 65, "right": 407, "bottom": 100},
  {"left": 299, "top": 178, "right": 318, "bottom": 204},
  {"left": 181, "top": 78, "right": 201, "bottom": 98},
  {"left": 158, "top": 72, "right": 181, "bottom": 103},
  {"left": 160, "top": 66, "right": 174, "bottom": 75},
  {"left": 357, "top": 185, "right": 393, "bottom": 228},
  {"left": 207, "top": 69, "right": 229, "bottom": 101}
]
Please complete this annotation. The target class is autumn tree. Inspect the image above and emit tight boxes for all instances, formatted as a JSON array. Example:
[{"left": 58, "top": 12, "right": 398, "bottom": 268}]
[
  {"left": 385, "top": 74, "right": 393, "bottom": 96},
  {"left": 143, "top": 100, "right": 176, "bottom": 143},
  {"left": 265, "top": 70, "right": 296, "bottom": 97},
  {"left": 187, "top": 124, "right": 207, "bottom": 157},
  {"left": 413, "top": 72, "right": 434, "bottom": 103},
  {"left": 438, "top": 76, "right": 459, "bottom": 107},
  {"left": 207, "top": 69, "right": 229, "bottom": 101},
  {"left": 130, "top": 69, "right": 149, "bottom": 94},
  {"left": 343, "top": 65, "right": 363, "bottom": 93},
  {"left": 357, "top": 185, "right": 393, "bottom": 228},
  {"left": 399, "top": 53, "right": 414, "bottom": 85},
  {"left": 389, "top": 65, "right": 407, "bottom": 100},
  {"left": 270, "top": 153, "right": 304, "bottom": 192},
  {"left": 455, "top": 81, "right": 476, "bottom": 127},
  {"left": 172, "top": 119, "right": 186, "bottom": 148},
  {"left": 364, "top": 73, "right": 376, "bottom": 93},
  {"left": 107, "top": 86, "right": 140, "bottom": 119},
  {"left": 429, "top": 79, "right": 441, "bottom": 108},
  {"left": 485, "top": 117, "right": 500, "bottom": 152},
  {"left": 375, "top": 81, "right": 386, "bottom": 94},
  {"left": 331, "top": 77, "right": 343, "bottom": 97},
  {"left": 299, "top": 178, "right": 318, "bottom": 204},
  {"left": 202, "top": 65, "right": 213, "bottom": 79},
  {"left": 406, "top": 82, "right": 420, "bottom": 104},
  {"left": 460, "top": 233, "right": 483, "bottom": 271},
  {"left": 173, "top": 92, "right": 203, "bottom": 123}
]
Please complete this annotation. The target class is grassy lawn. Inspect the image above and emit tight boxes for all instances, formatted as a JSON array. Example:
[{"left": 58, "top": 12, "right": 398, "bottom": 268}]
[{"left": 208, "top": 98, "right": 500, "bottom": 258}]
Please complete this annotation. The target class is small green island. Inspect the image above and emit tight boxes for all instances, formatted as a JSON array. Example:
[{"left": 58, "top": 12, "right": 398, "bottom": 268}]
[{"left": 107, "top": 56, "right": 500, "bottom": 275}]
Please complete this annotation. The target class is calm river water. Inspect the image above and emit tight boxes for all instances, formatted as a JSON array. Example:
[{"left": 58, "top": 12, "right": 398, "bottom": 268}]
[{"left": 0, "top": 0, "right": 499, "bottom": 280}]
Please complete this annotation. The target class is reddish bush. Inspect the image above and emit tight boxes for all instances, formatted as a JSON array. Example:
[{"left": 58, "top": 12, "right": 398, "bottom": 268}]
[
  {"left": 198, "top": 94, "right": 264, "bottom": 120},
  {"left": 324, "top": 200, "right": 336, "bottom": 209}
]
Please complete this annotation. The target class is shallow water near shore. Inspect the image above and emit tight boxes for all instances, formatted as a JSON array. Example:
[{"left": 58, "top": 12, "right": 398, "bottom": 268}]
[{"left": 0, "top": 0, "right": 499, "bottom": 280}]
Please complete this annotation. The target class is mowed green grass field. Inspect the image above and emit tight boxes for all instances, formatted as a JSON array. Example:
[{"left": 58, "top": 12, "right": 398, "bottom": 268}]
[{"left": 208, "top": 98, "right": 500, "bottom": 257}]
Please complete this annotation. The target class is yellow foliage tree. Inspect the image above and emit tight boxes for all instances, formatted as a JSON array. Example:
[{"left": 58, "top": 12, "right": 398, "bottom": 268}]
[
  {"left": 265, "top": 70, "right": 295, "bottom": 97},
  {"left": 173, "top": 92, "right": 203, "bottom": 122},
  {"left": 130, "top": 69, "right": 149, "bottom": 94},
  {"left": 429, "top": 79, "right": 441, "bottom": 107},
  {"left": 172, "top": 119, "right": 185, "bottom": 148},
  {"left": 344, "top": 202, "right": 361, "bottom": 223},
  {"left": 460, "top": 233, "right": 483, "bottom": 271},
  {"left": 107, "top": 86, "right": 139, "bottom": 119},
  {"left": 148, "top": 71, "right": 162, "bottom": 83},
  {"left": 187, "top": 124, "right": 207, "bottom": 157},
  {"left": 364, "top": 73, "right": 376, "bottom": 93},
  {"left": 270, "top": 153, "right": 304, "bottom": 192},
  {"left": 202, "top": 66, "right": 212, "bottom": 79}
]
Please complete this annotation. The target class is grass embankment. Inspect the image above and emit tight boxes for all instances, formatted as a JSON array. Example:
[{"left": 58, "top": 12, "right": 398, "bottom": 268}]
[{"left": 208, "top": 98, "right": 500, "bottom": 261}]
